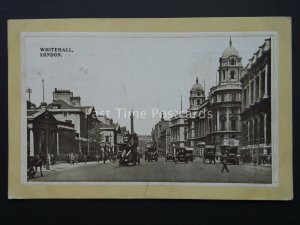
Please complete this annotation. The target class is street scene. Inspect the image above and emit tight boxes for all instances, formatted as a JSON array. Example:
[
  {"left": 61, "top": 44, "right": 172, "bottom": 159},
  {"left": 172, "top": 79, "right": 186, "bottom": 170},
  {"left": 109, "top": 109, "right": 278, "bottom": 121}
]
[
  {"left": 24, "top": 33, "right": 273, "bottom": 184},
  {"left": 31, "top": 158, "right": 271, "bottom": 183}
]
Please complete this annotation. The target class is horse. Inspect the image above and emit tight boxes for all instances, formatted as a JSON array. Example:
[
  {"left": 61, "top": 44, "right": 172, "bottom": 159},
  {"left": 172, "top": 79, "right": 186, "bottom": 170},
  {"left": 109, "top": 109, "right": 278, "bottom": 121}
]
[{"left": 27, "top": 154, "right": 45, "bottom": 178}]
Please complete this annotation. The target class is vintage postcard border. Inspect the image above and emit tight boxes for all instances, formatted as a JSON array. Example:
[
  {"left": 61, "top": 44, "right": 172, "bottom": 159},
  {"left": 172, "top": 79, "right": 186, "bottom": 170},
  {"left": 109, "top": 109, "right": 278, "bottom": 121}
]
[{"left": 8, "top": 18, "right": 292, "bottom": 199}]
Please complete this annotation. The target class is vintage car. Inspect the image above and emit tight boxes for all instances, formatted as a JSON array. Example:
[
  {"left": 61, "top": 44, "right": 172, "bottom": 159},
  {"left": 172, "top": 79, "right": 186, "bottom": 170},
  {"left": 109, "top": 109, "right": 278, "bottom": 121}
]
[
  {"left": 241, "top": 150, "right": 252, "bottom": 164},
  {"left": 203, "top": 147, "right": 216, "bottom": 164},
  {"left": 145, "top": 147, "right": 158, "bottom": 162},
  {"left": 174, "top": 147, "right": 188, "bottom": 163},
  {"left": 221, "top": 146, "right": 239, "bottom": 165},
  {"left": 165, "top": 153, "right": 174, "bottom": 161},
  {"left": 185, "top": 148, "right": 194, "bottom": 162}
]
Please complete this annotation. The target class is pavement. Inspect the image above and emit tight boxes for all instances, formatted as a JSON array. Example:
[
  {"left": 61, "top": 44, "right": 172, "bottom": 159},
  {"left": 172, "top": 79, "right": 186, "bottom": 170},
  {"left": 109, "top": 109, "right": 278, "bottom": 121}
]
[{"left": 30, "top": 158, "right": 272, "bottom": 183}]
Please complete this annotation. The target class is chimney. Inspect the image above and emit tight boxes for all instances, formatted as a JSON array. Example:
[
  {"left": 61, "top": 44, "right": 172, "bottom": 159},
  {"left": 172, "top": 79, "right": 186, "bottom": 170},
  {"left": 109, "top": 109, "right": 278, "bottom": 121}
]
[{"left": 130, "top": 110, "right": 134, "bottom": 133}]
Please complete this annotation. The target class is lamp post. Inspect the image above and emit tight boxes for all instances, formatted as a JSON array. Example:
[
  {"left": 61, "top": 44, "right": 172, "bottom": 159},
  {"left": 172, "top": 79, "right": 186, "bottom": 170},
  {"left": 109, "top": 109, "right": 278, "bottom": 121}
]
[{"left": 45, "top": 114, "right": 50, "bottom": 170}]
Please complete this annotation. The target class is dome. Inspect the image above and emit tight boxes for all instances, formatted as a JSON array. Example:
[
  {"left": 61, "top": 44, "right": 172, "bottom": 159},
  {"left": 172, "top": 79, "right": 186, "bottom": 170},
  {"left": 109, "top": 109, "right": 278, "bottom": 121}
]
[
  {"left": 191, "top": 78, "right": 204, "bottom": 92},
  {"left": 221, "top": 46, "right": 240, "bottom": 59},
  {"left": 221, "top": 38, "right": 240, "bottom": 59}
]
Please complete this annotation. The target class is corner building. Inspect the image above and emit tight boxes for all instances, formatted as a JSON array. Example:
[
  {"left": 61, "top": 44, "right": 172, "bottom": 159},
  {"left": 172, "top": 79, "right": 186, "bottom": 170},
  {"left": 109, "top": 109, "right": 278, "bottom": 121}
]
[{"left": 187, "top": 39, "right": 242, "bottom": 155}]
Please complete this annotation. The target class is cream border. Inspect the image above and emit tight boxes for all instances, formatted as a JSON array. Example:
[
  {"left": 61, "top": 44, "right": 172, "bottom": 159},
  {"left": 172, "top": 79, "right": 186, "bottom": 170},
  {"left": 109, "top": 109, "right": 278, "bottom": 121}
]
[{"left": 8, "top": 18, "right": 293, "bottom": 199}]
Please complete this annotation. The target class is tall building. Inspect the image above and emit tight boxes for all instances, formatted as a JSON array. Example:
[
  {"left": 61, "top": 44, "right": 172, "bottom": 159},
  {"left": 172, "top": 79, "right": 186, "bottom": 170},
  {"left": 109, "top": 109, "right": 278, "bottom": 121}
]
[
  {"left": 240, "top": 38, "right": 272, "bottom": 163},
  {"left": 151, "top": 113, "right": 170, "bottom": 156},
  {"left": 187, "top": 38, "right": 242, "bottom": 156},
  {"left": 186, "top": 77, "right": 206, "bottom": 156}
]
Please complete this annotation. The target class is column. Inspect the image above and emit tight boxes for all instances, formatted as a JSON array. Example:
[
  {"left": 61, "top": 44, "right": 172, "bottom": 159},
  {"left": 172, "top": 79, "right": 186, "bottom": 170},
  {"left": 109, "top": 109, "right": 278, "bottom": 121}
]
[
  {"left": 29, "top": 129, "right": 34, "bottom": 156},
  {"left": 252, "top": 118, "right": 255, "bottom": 145},
  {"left": 226, "top": 108, "right": 230, "bottom": 131},
  {"left": 248, "top": 80, "right": 252, "bottom": 105},
  {"left": 56, "top": 132, "right": 60, "bottom": 155},
  {"left": 241, "top": 90, "right": 244, "bottom": 110},
  {"left": 264, "top": 113, "right": 268, "bottom": 155},
  {"left": 254, "top": 77, "right": 257, "bottom": 102},
  {"left": 264, "top": 113, "right": 267, "bottom": 144},
  {"left": 39, "top": 133, "right": 42, "bottom": 153},
  {"left": 191, "top": 121, "right": 195, "bottom": 138},
  {"left": 258, "top": 72, "right": 262, "bottom": 100},
  {"left": 247, "top": 120, "right": 250, "bottom": 145},
  {"left": 263, "top": 64, "right": 269, "bottom": 98},
  {"left": 217, "top": 110, "right": 220, "bottom": 131}
]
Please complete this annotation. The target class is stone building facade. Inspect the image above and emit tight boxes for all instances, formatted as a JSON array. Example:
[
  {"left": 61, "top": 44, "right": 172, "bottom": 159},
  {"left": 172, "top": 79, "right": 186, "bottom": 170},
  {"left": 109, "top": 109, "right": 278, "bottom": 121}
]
[
  {"left": 187, "top": 38, "right": 243, "bottom": 156},
  {"left": 240, "top": 38, "right": 272, "bottom": 163}
]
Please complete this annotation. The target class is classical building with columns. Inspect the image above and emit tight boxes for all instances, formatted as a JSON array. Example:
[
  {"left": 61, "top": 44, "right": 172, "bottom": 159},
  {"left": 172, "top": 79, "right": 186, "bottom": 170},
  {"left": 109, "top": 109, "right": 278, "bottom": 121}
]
[
  {"left": 187, "top": 38, "right": 242, "bottom": 156},
  {"left": 27, "top": 109, "right": 76, "bottom": 157},
  {"left": 240, "top": 38, "right": 272, "bottom": 163}
]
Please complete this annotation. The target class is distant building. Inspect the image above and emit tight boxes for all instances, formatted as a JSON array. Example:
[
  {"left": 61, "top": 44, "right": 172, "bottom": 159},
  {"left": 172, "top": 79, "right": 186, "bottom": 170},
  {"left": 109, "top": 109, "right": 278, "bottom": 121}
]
[
  {"left": 97, "top": 115, "right": 121, "bottom": 154},
  {"left": 240, "top": 38, "right": 272, "bottom": 162},
  {"left": 169, "top": 113, "right": 187, "bottom": 148},
  {"left": 151, "top": 113, "right": 170, "bottom": 156},
  {"left": 138, "top": 135, "right": 152, "bottom": 149}
]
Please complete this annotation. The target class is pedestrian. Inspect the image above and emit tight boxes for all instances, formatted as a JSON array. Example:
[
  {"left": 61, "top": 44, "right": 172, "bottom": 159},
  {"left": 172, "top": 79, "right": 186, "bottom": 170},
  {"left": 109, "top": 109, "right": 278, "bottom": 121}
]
[
  {"left": 221, "top": 152, "right": 230, "bottom": 173},
  {"left": 70, "top": 153, "right": 75, "bottom": 165},
  {"left": 50, "top": 153, "right": 55, "bottom": 166},
  {"left": 96, "top": 154, "right": 100, "bottom": 163},
  {"left": 47, "top": 154, "right": 51, "bottom": 168},
  {"left": 84, "top": 154, "right": 87, "bottom": 164}
]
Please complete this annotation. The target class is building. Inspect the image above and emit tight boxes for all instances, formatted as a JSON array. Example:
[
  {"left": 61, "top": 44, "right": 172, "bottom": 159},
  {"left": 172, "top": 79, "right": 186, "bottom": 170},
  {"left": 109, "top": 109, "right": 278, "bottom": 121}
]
[
  {"left": 138, "top": 135, "right": 152, "bottom": 150},
  {"left": 187, "top": 38, "right": 243, "bottom": 156},
  {"left": 44, "top": 89, "right": 100, "bottom": 156},
  {"left": 97, "top": 115, "right": 121, "bottom": 154},
  {"left": 169, "top": 113, "right": 187, "bottom": 149},
  {"left": 151, "top": 113, "right": 170, "bottom": 156},
  {"left": 27, "top": 109, "right": 76, "bottom": 158},
  {"left": 240, "top": 38, "right": 272, "bottom": 162},
  {"left": 160, "top": 127, "right": 171, "bottom": 155},
  {"left": 186, "top": 78, "right": 206, "bottom": 157}
]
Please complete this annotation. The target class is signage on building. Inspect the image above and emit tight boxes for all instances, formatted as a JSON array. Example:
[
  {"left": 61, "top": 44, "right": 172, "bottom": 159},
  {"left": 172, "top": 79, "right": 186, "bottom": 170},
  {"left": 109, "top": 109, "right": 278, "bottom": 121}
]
[
  {"left": 222, "top": 138, "right": 239, "bottom": 146},
  {"left": 117, "top": 134, "right": 124, "bottom": 143}
]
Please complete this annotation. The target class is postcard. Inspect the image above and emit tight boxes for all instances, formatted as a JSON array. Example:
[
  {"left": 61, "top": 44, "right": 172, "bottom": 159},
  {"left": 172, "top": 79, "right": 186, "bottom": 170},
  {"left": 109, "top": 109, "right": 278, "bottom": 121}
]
[{"left": 8, "top": 18, "right": 293, "bottom": 199}]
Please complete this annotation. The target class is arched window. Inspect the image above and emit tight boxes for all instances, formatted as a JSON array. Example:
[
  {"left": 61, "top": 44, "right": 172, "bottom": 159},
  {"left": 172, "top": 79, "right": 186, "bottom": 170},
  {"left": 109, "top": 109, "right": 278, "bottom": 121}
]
[
  {"left": 230, "top": 70, "right": 235, "bottom": 79},
  {"left": 230, "top": 58, "right": 236, "bottom": 65},
  {"left": 197, "top": 91, "right": 200, "bottom": 96}
]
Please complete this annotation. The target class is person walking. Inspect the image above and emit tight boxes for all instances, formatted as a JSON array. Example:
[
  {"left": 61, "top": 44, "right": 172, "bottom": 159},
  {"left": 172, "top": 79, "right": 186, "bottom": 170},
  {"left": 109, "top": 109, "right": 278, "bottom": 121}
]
[
  {"left": 83, "top": 154, "right": 87, "bottom": 164},
  {"left": 50, "top": 153, "right": 55, "bottom": 166},
  {"left": 96, "top": 154, "right": 100, "bottom": 163},
  {"left": 221, "top": 152, "right": 230, "bottom": 173}
]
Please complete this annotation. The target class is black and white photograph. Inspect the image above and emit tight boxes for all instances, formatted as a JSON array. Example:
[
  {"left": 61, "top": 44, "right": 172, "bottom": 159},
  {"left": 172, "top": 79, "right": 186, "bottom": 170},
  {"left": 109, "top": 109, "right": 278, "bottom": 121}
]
[{"left": 22, "top": 32, "right": 277, "bottom": 185}]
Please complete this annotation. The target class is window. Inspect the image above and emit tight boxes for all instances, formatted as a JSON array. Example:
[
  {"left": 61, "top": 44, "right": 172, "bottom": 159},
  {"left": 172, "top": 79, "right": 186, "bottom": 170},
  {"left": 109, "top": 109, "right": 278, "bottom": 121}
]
[
  {"left": 232, "top": 93, "right": 236, "bottom": 101},
  {"left": 65, "top": 120, "right": 72, "bottom": 124},
  {"left": 230, "top": 70, "right": 235, "bottom": 79},
  {"left": 230, "top": 58, "right": 236, "bottom": 65},
  {"left": 223, "top": 71, "right": 226, "bottom": 80},
  {"left": 221, "top": 94, "right": 225, "bottom": 102},
  {"left": 197, "top": 99, "right": 200, "bottom": 105},
  {"left": 105, "top": 135, "right": 109, "bottom": 142},
  {"left": 231, "top": 119, "right": 237, "bottom": 131},
  {"left": 197, "top": 91, "right": 200, "bottom": 96}
]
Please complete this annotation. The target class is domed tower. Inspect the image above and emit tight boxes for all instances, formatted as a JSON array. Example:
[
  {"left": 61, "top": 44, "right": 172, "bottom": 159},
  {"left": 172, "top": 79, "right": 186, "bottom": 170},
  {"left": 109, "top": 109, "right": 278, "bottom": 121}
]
[
  {"left": 218, "top": 37, "right": 243, "bottom": 84},
  {"left": 189, "top": 77, "right": 205, "bottom": 109}
]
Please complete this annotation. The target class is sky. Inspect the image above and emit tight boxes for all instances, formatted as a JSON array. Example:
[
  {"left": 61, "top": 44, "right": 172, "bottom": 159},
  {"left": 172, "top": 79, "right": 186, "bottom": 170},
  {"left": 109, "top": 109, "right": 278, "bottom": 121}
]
[{"left": 24, "top": 32, "right": 272, "bottom": 135}]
